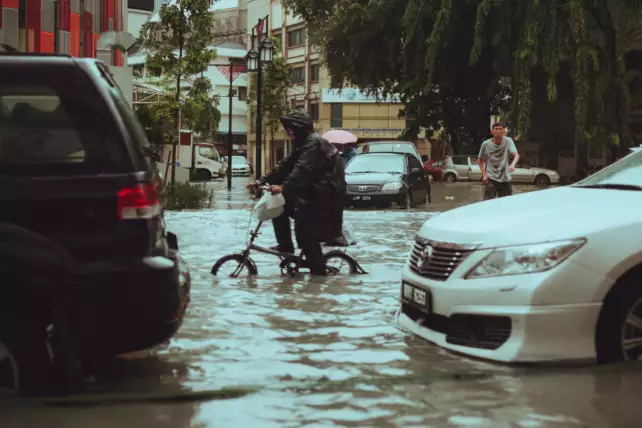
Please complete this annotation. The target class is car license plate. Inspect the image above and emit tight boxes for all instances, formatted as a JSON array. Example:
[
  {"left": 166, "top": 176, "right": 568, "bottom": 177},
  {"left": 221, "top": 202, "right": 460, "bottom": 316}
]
[
  {"left": 401, "top": 282, "right": 432, "bottom": 313},
  {"left": 352, "top": 195, "right": 371, "bottom": 201}
]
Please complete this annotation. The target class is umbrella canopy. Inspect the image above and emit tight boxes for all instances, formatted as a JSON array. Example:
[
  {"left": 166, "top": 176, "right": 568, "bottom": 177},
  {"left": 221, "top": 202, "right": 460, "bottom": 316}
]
[{"left": 322, "top": 130, "right": 358, "bottom": 145}]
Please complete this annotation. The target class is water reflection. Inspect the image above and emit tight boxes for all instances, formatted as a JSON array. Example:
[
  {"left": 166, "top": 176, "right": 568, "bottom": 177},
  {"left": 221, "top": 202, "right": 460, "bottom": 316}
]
[{"left": 6, "top": 178, "right": 641, "bottom": 427}]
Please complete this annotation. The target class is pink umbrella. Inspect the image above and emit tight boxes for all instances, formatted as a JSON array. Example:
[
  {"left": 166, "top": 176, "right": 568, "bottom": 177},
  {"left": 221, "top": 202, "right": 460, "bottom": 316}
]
[{"left": 322, "top": 130, "right": 358, "bottom": 145}]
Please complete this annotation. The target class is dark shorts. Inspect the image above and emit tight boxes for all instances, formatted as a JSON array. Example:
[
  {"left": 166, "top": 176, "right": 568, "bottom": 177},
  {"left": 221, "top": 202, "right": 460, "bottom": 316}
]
[{"left": 482, "top": 179, "right": 513, "bottom": 200}]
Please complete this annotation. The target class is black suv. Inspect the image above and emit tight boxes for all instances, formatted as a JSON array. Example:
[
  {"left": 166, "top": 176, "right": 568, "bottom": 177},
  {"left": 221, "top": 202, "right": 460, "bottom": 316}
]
[{"left": 0, "top": 52, "right": 191, "bottom": 394}]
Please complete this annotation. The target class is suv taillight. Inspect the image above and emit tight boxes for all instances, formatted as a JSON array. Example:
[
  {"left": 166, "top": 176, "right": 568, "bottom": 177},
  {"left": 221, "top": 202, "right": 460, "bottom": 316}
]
[{"left": 118, "top": 184, "right": 160, "bottom": 220}]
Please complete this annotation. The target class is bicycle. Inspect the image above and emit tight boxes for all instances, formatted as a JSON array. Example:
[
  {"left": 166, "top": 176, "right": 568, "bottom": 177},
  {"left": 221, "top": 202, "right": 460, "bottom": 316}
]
[{"left": 211, "top": 186, "right": 367, "bottom": 278}]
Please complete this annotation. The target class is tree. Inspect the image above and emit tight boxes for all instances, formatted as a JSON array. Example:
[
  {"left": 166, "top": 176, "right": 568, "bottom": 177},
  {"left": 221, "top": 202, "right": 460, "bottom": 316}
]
[
  {"left": 247, "top": 36, "right": 293, "bottom": 140},
  {"left": 140, "top": 0, "right": 220, "bottom": 183},
  {"left": 284, "top": 0, "right": 642, "bottom": 166}
]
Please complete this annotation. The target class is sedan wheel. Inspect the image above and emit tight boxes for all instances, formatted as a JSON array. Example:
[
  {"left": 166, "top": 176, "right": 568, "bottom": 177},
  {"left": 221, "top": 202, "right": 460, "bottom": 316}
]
[
  {"left": 596, "top": 276, "right": 642, "bottom": 363},
  {"left": 621, "top": 299, "right": 642, "bottom": 360},
  {"left": 444, "top": 173, "right": 456, "bottom": 183}
]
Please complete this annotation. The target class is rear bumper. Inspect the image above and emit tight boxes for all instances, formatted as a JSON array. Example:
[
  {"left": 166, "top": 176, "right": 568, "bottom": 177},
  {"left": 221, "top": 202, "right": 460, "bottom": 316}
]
[{"left": 70, "top": 250, "right": 191, "bottom": 358}]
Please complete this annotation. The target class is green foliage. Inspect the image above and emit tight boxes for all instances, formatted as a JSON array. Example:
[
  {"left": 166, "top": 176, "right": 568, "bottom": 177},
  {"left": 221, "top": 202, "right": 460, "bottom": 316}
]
[
  {"left": 248, "top": 36, "right": 293, "bottom": 134},
  {"left": 284, "top": 0, "right": 642, "bottom": 158},
  {"left": 140, "top": 0, "right": 221, "bottom": 142},
  {"left": 166, "top": 182, "right": 215, "bottom": 210}
]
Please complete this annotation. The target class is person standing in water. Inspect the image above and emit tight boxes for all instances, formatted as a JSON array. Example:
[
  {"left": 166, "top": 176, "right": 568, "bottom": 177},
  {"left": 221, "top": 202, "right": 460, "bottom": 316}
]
[{"left": 477, "top": 122, "right": 520, "bottom": 200}]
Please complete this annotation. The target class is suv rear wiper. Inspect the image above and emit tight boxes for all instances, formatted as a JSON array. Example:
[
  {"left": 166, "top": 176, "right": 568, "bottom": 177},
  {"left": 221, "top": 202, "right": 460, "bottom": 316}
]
[{"left": 578, "top": 183, "right": 642, "bottom": 191}]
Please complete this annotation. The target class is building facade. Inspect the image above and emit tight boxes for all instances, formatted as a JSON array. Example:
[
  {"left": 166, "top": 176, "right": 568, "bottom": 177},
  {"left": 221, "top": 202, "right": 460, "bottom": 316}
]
[{"left": 0, "top": 0, "right": 126, "bottom": 65}]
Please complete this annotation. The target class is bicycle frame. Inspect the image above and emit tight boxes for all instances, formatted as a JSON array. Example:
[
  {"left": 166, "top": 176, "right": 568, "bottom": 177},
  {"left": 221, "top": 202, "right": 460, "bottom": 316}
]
[{"left": 242, "top": 220, "right": 302, "bottom": 259}]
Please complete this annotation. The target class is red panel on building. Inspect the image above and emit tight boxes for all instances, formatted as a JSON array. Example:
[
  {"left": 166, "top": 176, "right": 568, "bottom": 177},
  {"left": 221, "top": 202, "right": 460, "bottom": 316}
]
[
  {"left": 26, "top": 0, "right": 42, "bottom": 52},
  {"left": 82, "top": 12, "right": 92, "bottom": 56},
  {"left": 60, "top": 0, "right": 70, "bottom": 31},
  {"left": 92, "top": 33, "right": 98, "bottom": 57},
  {"left": 2, "top": 0, "right": 19, "bottom": 9},
  {"left": 70, "top": 12, "right": 80, "bottom": 56},
  {"left": 41, "top": 31, "right": 54, "bottom": 52}
]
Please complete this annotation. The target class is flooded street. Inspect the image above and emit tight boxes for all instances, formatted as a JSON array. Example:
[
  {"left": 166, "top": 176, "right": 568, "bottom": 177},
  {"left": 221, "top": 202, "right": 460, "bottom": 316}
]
[{"left": 4, "top": 178, "right": 642, "bottom": 427}]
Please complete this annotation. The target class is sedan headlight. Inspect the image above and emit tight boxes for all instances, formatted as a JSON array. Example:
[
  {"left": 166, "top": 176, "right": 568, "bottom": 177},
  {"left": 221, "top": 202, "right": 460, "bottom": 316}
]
[
  {"left": 382, "top": 181, "right": 403, "bottom": 191},
  {"left": 465, "top": 239, "right": 586, "bottom": 279}
]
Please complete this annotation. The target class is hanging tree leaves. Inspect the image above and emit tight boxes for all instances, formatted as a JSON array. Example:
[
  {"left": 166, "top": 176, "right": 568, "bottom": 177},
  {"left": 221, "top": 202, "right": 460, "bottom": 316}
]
[{"left": 285, "top": 0, "right": 642, "bottom": 160}]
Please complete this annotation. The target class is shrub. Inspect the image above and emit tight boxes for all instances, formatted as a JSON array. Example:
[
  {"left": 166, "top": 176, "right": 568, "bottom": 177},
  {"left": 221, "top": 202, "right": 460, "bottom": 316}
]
[{"left": 166, "top": 182, "right": 214, "bottom": 210}]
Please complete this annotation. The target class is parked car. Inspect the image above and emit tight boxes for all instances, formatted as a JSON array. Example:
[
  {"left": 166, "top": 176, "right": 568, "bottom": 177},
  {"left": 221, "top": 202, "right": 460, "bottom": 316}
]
[
  {"left": 230, "top": 155, "right": 252, "bottom": 176},
  {"left": 441, "top": 155, "right": 560, "bottom": 186},
  {"left": 357, "top": 141, "right": 422, "bottom": 161},
  {"left": 345, "top": 153, "right": 430, "bottom": 208},
  {"left": 397, "top": 147, "right": 642, "bottom": 364},
  {"left": 0, "top": 52, "right": 191, "bottom": 394},
  {"left": 423, "top": 159, "right": 444, "bottom": 180}
]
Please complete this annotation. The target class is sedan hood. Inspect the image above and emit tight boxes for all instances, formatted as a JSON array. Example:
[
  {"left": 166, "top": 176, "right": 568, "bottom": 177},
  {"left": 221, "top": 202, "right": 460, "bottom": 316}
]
[
  {"left": 346, "top": 172, "right": 403, "bottom": 185},
  {"left": 419, "top": 186, "right": 640, "bottom": 248}
]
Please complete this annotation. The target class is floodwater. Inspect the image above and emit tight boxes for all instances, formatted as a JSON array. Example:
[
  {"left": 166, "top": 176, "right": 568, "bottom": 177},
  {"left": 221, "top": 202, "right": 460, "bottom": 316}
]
[{"left": 4, "top": 178, "right": 642, "bottom": 427}]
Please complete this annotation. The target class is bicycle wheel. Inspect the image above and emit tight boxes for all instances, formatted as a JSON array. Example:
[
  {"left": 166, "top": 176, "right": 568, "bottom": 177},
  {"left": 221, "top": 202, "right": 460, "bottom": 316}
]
[
  {"left": 211, "top": 254, "right": 258, "bottom": 277},
  {"left": 323, "top": 250, "right": 365, "bottom": 275}
]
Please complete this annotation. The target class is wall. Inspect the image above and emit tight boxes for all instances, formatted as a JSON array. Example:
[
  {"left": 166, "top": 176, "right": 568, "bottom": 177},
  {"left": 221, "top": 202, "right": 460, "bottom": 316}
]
[{"left": 127, "top": 8, "right": 151, "bottom": 38}]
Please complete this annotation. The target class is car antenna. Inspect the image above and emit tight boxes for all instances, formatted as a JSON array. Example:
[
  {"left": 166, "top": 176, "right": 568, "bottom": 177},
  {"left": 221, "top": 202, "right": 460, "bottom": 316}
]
[{"left": 0, "top": 44, "right": 20, "bottom": 53}]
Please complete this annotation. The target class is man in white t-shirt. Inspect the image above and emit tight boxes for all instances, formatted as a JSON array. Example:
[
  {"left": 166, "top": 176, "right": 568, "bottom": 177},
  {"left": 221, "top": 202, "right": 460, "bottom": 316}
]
[{"left": 477, "top": 122, "right": 520, "bottom": 200}]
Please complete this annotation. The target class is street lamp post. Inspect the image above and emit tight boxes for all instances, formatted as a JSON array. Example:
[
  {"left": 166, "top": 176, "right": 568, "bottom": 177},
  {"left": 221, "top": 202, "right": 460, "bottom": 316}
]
[{"left": 246, "top": 16, "right": 274, "bottom": 180}]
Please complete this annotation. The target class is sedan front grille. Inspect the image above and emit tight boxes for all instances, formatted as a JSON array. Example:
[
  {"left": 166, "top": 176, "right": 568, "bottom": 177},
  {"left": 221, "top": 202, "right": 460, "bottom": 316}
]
[
  {"left": 348, "top": 184, "right": 381, "bottom": 193},
  {"left": 408, "top": 238, "right": 476, "bottom": 280}
]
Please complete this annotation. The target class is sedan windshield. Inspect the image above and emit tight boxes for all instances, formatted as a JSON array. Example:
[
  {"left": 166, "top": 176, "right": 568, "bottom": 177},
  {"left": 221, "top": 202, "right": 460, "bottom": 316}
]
[
  {"left": 575, "top": 149, "right": 642, "bottom": 190},
  {"left": 232, "top": 156, "right": 248, "bottom": 165},
  {"left": 346, "top": 155, "right": 405, "bottom": 174}
]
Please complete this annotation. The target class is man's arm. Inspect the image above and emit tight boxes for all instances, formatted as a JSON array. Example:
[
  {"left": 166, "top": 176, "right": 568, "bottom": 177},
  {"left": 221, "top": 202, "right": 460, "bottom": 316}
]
[
  {"left": 259, "top": 150, "right": 297, "bottom": 185},
  {"left": 281, "top": 140, "right": 320, "bottom": 197},
  {"left": 507, "top": 138, "right": 520, "bottom": 170},
  {"left": 478, "top": 143, "right": 487, "bottom": 182}
]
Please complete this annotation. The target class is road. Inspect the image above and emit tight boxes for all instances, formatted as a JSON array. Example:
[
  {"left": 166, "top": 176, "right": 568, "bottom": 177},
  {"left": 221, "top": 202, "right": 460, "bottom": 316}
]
[{"left": 4, "top": 178, "right": 641, "bottom": 427}]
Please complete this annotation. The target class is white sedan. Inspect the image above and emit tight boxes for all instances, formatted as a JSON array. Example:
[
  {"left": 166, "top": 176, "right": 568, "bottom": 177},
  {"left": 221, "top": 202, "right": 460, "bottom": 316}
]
[{"left": 397, "top": 149, "right": 642, "bottom": 364}]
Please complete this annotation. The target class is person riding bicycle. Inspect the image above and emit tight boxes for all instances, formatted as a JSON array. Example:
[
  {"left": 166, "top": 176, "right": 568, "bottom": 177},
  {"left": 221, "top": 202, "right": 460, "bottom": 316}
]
[{"left": 248, "top": 109, "right": 346, "bottom": 276}]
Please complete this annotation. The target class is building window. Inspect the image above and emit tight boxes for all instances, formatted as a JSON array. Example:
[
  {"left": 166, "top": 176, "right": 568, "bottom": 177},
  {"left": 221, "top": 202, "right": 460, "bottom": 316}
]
[
  {"left": 292, "top": 66, "right": 305, "bottom": 84},
  {"left": 287, "top": 28, "right": 306, "bottom": 47},
  {"left": 237, "top": 86, "right": 247, "bottom": 101},
  {"left": 309, "top": 103, "right": 319, "bottom": 120},
  {"left": 330, "top": 104, "right": 343, "bottom": 128},
  {"left": 309, "top": 64, "right": 320, "bottom": 82}
]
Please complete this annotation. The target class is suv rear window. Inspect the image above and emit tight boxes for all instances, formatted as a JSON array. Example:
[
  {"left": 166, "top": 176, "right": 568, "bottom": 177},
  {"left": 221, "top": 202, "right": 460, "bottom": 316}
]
[{"left": 0, "top": 65, "right": 126, "bottom": 175}]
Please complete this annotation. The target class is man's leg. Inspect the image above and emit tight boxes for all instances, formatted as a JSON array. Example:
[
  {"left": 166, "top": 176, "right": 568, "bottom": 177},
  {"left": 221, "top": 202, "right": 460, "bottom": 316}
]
[
  {"left": 271, "top": 203, "right": 295, "bottom": 254},
  {"left": 295, "top": 220, "right": 326, "bottom": 275},
  {"left": 497, "top": 181, "right": 513, "bottom": 198}
]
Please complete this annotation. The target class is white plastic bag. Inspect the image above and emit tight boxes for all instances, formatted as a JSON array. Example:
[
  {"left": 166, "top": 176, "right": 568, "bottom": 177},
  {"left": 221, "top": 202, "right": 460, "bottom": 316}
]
[
  {"left": 342, "top": 221, "right": 357, "bottom": 245},
  {"left": 255, "top": 191, "right": 286, "bottom": 221}
]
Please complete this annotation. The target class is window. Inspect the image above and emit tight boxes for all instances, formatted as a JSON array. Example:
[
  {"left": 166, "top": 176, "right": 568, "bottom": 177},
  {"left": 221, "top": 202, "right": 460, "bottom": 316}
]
[
  {"left": 451, "top": 156, "right": 469, "bottom": 166},
  {"left": 0, "top": 66, "right": 125, "bottom": 175},
  {"left": 292, "top": 66, "right": 305, "bottom": 84},
  {"left": 309, "top": 64, "right": 320, "bottom": 82},
  {"left": 346, "top": 154, "right": 405, "bottom": 174},
  {"left": 287, "top": 28, "right": 306, "bottom": 47},
  {"left": 309, "top": 103, "right": 319, "bottom": 120},
  {"left": 330, "top": 104, "right": 343, "bottom": 128},
  {"left": 408, "top": 156, "right": 423, "bottom": 171},
  {"left": 237, "top": 86, "right": 247, "bottom": 101}
]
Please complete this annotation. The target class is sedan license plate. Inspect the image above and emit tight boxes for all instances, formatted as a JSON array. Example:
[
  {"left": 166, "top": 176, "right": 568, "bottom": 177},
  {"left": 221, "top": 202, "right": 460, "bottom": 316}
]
[
  {"left": 402, "top": 282, "right": 432, "bottom": 313},
  {"left": 352, "top": 195, "right": 371, "bottom": 201}
]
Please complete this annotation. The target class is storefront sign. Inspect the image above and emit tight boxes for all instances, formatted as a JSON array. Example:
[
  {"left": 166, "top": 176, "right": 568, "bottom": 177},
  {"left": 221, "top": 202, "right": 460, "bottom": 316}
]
[
  {"left": 322, "top": 88, "right": 401, "bottom": 103},
  {"left": 329, "top": 128, "right": 405, "bottom": 138}
]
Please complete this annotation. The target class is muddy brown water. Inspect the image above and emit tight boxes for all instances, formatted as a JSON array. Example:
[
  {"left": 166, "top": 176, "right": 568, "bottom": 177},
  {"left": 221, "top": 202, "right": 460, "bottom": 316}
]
[{"left": 4, "top": 179, "right": 641, "bottom": 427}]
